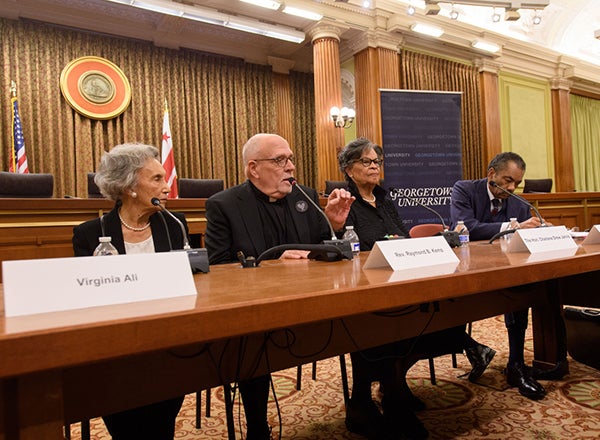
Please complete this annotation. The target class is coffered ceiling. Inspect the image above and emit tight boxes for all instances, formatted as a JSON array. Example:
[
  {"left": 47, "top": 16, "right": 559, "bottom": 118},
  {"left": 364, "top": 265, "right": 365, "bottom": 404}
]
[{"left": 1, "top": 0, "right": 599, "bottom": 91}]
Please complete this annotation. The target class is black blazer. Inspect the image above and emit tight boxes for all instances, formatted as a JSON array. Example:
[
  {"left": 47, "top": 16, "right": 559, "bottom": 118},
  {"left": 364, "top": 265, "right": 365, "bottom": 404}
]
[
  {"left": 205, "top": 181, "right": 331, "bottom": 264},
  {"left": 72, "top": 205, "right": 189, "bottom": 256}
]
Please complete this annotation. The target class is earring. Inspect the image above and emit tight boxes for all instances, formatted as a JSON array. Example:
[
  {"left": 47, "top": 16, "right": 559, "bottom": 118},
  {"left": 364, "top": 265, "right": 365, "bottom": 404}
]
[{"left": 131, "top": 191, "right": 137, "bottom": 198}]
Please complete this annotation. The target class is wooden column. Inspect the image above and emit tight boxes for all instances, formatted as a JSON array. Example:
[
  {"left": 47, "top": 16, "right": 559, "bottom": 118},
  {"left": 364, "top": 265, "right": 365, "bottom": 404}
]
[
  {"left": 309, "top": 25, "right": 345, "bottom": 192},
  {"left": 476, "top": 59, "right": 502, "bottom": 172},
  {"left": 550, "top": 78, "right": 575, "bottom": 192},
  {"left": 354, "top": 46, "right": 400, "bottom": 145}
]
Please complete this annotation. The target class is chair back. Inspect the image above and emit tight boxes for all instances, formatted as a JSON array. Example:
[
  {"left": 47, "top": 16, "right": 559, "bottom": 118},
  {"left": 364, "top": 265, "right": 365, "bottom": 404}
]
[
  {"left": 0, "top": 171, "right": 54, "bottom": 198},
  {"left": 324, "top": 180, "right": 347, "bottom": 195},
  {"left": 523, "top": 178, "right": 552, "bottom": 193},
  {"left": 178, "top": 178, "right": 224, "bottom": 198},
  {"left": 87, "top": 173, "right": 104, "bottom": 198},
  {"left": 409, "top": 223, "right": 444, "bottom": 238}
]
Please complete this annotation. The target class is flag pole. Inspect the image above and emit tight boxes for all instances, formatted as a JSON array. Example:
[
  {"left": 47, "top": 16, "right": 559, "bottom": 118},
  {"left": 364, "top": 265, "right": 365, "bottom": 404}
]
[{"left": 9, "top": 81, "right": 17, "bottom": 172}]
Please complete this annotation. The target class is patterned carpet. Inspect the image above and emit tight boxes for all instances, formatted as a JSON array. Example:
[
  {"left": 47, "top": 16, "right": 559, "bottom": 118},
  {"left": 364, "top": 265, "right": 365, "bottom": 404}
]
[{"left": 68, "top": 315, "right": 600, "bottom": 439}]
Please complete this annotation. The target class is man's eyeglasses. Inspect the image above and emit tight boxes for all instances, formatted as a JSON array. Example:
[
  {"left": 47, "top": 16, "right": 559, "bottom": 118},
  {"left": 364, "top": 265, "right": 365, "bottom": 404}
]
[
  {"left": 355, "top": 158, "right": 383, "bottom": 167},
  {"left": 253, "top": 155, "right": 295, "bottom": 168}
]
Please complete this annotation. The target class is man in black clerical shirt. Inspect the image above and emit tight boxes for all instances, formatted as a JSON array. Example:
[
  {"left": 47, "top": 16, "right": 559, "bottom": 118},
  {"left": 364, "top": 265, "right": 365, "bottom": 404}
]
[{"left": 204, "top": 133, "right": 354, "bottom": 439}]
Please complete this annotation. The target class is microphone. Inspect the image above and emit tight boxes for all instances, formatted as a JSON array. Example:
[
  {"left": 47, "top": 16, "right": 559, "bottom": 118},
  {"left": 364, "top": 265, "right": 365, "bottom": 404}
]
[
  {"left": 287, "top": 177, "right": 353, "bottom": 260},
  {"left": 489, "top": 181, "right": 545, "bottom": 226},
  {"left": 151, "top": 197, "right": 209, "bottom": 273},
  {"left": 389, "top": 187, "right": 461, "bottom": 248}
]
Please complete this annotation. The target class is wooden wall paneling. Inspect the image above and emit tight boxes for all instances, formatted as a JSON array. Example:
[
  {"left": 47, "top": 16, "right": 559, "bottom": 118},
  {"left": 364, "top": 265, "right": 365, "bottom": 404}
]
[{"left": 550, "top": 83, "right": 575, "bottom": 192}]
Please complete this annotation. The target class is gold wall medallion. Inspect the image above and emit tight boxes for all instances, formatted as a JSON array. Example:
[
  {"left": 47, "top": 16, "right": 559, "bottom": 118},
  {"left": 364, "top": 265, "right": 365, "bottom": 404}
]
[{"left": 60, "top": 56, "right": 131, "bottom": 120}]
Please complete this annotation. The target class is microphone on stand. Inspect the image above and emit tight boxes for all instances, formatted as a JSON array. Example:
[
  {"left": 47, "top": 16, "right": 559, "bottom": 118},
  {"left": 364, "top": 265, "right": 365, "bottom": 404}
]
[
  {"left": 287, "top": 177, "right": 353, "bottom": 261},
  {"left": 389, "top": 187, "right": 461, "bottom": 248},
  {"left": 151, "top": 197, "right": 209, "bottom": 273},
  {"left": 489, "top": 181, "right": 546, "bottom": 226}
]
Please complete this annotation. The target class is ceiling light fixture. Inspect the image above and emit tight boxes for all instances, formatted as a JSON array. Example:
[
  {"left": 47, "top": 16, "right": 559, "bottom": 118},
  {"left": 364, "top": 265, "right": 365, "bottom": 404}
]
[
  {"left": 282, "top": 6, "right": 323, "bottom": 21},
  {"left": 410, "top": 23, "right": 444, "bottom": 38},
  {"left": 239, "top": 0, "right": 281, "bottom": 10},
  {"left": 471, "top": 39, "right": 500, "bottom": 53},
  {"left": 491, "top": 8, "right": 501, "bottom": 22},
  {"left": 450, "top": 6, "right": 459, "bottom": 20},
  {"left": 407, "top": 5, "right": 416, "bottom": 16},
  {"left": 532, "top": 10, "right": 542, "bottom": 25},
  {"left": 104, "top": 0, "right": 305, "bottom": 43}
]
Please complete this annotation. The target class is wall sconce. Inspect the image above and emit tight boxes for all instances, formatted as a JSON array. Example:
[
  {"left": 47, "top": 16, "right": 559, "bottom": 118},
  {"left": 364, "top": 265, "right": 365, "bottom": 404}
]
[{"left": 330, "top": 106, "right": 355, "bottom": 128}]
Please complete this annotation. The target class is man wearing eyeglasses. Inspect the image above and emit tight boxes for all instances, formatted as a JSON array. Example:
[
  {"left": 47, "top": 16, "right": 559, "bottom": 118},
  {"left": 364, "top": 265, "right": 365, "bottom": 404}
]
[{"left": 205, "top": 133, "right": 354, "bottom": 439}]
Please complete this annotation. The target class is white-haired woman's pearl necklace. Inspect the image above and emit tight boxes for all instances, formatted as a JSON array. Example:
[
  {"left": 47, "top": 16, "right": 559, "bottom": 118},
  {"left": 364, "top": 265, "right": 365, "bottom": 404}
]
[{"left": 118, "top": 211, "right": 151, "bottom": 232}]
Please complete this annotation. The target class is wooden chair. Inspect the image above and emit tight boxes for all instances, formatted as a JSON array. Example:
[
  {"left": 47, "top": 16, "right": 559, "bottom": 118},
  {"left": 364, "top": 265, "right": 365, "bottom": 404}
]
[
  {"left": 523, "top": 178, "right": 552, "bottom": 193},
  {"left": 0, "top": 171, "right": 54, "bottom": 197},
  {"left": 179, "top": 178, "right": 224, "bottom": 198}
]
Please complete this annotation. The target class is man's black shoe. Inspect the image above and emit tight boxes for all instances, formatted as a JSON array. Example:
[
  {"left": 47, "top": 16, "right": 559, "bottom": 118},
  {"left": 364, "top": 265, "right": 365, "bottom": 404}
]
[
  {"left": 345, "top": 398, "right": 384, "bottom": 439},
  {"left": 531, "top": 359, "right": 569, "bottom": 381},
  {"left": 505, "top": 363, "right": 546, "bottom": 400},
  {"left": 465, "top": 344, "right": 496, "bottom": 382}
]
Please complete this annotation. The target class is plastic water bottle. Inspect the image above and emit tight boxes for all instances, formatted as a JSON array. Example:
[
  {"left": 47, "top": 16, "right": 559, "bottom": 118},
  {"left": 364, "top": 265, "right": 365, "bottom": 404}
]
[
  {"left": 343, "top": 226, "right": 361, "bottom": 256},
  {"left": 501, "top": 217, "right": 520, "bottom": 252},
  {"left": 93, "top": 236, "right": 119, "bottom": 256},
  {"left": 455, "top": 220, "right": 470, "bottom": 247}
]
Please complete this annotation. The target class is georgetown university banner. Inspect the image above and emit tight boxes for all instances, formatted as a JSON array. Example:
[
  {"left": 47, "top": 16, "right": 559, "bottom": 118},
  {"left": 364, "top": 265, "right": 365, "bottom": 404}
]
[{"left": 380, "top": 89, "right": 463, "bottom": 228}]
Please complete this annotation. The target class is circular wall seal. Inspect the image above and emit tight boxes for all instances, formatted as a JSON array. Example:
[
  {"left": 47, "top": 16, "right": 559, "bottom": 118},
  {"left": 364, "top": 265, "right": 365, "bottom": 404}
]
[{"left": 60, "top": 56, "right": 131, "bottom": 120}]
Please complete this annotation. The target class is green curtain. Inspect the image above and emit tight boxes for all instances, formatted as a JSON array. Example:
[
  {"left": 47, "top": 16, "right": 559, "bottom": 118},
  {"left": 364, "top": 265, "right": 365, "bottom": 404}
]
[{"left": 570, "top": 94, "right": 600, "bottom": 191}]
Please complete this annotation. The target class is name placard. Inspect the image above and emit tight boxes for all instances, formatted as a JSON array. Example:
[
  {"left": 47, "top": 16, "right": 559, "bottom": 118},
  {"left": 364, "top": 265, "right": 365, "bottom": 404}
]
[
  {"left": 363, "top": 236, "right": 459, "bottom": 271},
  {"left": 582, "top": 225, "right": 600, "bottom": 245},
  {"left": 506, "top": 225, "right": 577, "bottom": 253},
  {"left": 3, "top": 252, "right": 197, "bottom": 317}
]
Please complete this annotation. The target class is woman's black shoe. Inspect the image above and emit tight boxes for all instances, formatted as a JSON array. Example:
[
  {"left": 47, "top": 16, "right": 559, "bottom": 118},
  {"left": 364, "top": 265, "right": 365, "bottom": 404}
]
[{"left": 465, "top": 344, "right": 496, "bottom": 382}]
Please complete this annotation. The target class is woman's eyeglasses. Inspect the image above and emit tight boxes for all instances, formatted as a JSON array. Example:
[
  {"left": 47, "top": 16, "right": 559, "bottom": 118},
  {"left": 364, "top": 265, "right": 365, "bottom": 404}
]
[
  {"left": 252, "top": 155, "right": 295, "bottom": 168},
  {"left": 355, "top": 158, "right": 383, "bottom": 167}
]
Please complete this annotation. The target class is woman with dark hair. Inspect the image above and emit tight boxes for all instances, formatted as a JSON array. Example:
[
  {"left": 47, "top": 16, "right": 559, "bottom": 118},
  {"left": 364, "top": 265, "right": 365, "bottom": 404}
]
[
  {"left": 73, "top": 143, "right": 187, "bottom": 439},
  {"left": 339, "top": 138, "right": 495, "bottom": 440}
]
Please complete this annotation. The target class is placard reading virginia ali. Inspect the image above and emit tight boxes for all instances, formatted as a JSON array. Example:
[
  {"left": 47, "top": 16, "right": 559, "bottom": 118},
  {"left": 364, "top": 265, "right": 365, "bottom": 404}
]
[
  {"left": 380, "top": 89, "right": 463, "bottom": 227},
  {"left": 77, "top": 272, "right": 140, "bottom": 287},
  {"left": 3, "top": 253, "right": 196, "bottom": 317}
]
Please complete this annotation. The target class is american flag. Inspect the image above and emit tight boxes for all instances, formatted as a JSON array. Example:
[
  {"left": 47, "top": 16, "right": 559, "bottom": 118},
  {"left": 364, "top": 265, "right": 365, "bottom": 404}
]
[
  {"left": 161, "top": 101, "right": 178, "bottom": 198},
  {"left": 9, "top": 84, "right": 29, "bottom": 174}
]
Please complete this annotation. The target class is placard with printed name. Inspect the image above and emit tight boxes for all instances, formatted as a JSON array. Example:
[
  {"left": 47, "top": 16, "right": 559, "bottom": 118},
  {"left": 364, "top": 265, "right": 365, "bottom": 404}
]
[
  {"left": 363, "top": 236, "right": 459, "bottom": 271},
  {"left": 3, "top": 252, "right": 197, "bottom": 317},
  {"left": 581, "top": 224, "right": 600, "bottom": 245},
  {"left": 506, "top": 225, "right": 577, "bottom": 253}
]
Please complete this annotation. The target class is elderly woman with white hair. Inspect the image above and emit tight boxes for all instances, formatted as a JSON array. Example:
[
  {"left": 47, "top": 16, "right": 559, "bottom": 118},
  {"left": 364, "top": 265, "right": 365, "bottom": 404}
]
[{"left": 73, "top": 142, "right": 188, "bottom": 439}]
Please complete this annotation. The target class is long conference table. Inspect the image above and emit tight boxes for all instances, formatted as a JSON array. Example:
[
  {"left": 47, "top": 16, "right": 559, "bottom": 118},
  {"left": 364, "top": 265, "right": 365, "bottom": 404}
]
[
  {"left": 1, "top": 192, "right": 600, "bottom": 282},
  {"left": 1, "top": 240, "right": 599, "bottom": 439}
]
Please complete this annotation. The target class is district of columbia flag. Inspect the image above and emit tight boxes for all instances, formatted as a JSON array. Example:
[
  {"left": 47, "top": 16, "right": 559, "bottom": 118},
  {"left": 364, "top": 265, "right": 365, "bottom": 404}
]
[
  {"left": 9, "top": 81, "right": 29, "bottom": 174},
  {"left": 161, "top": 101, "right": 178, "bottom": 198}
]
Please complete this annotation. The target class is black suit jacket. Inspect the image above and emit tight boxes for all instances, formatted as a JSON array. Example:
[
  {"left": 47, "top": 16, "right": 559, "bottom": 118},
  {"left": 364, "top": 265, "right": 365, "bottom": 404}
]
[
  {"left": 205, "top": 181, "right": 331, "bottom": 264},
  {"left": 72, "top": 205, "right": 189, "bottom": 256}
]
